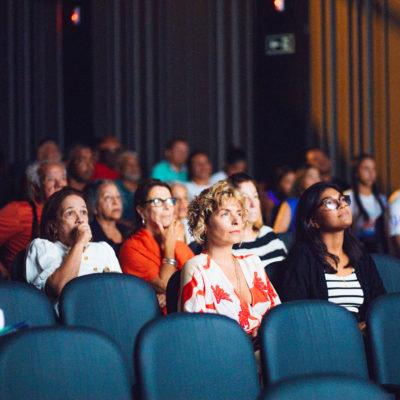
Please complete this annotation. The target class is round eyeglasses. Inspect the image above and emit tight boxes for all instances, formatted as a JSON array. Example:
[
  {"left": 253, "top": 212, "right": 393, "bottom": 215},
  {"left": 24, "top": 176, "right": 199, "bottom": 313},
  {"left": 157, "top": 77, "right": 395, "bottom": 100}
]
[
  {"left": 317, "top": 195, "right": 351, "bottom": 211},
  {"left": 144, "top": 197, "right": 177, "bottom": 207}
]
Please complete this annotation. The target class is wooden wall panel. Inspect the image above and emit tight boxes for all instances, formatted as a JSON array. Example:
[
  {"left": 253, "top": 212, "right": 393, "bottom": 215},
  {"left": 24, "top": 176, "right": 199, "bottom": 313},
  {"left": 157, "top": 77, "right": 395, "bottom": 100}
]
[{"left": 309, "top": 0, "right": 400, "bottom": 195}]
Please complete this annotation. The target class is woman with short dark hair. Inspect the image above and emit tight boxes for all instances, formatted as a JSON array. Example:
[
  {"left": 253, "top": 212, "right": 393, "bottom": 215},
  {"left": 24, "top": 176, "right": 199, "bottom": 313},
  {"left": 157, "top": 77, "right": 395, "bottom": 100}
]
[
  {"left": 279, "top": 182, "right": 385, "bottom": 327},
  {"left": 26, "top": 187, "right": 121, "bottom": 299},
  {"left": 119, "top": 178, "right": 194, "bottom": 310}
]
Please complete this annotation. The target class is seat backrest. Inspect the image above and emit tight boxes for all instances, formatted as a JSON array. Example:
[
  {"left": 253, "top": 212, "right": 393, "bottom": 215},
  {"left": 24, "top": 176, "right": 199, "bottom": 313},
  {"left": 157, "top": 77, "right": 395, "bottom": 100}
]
[
  {"left": 367, "top": 292, "right": 400, "bottom": 385},
  {"left": 59, "top": 273, "right": 161, "bottom": 385},
  {"left": 259, "top": 300, "right": 369, "bottom": 385},
  {"left": 276, "top": 232, "right": 293, "bottom": 250},
  {"left": 0, "top": 281, "right": 56, "bottom": 327},
  {"left": 0, "top": 326, "right": 132, "bottom": 400},
  {"left": 10, "top": 249, "right": 27, "bottom": 282},
  {"left": 260, "top": 374, "right": 391, "bottom": 400},
  {"left": 166, "top": 269, "right": 181, "bottom": 313},
  {"left": 135, "top": 313, "right": 260, "bottom": 400},
  {"left": 371, "top": 253, "right": 400, "bottom": 293}
]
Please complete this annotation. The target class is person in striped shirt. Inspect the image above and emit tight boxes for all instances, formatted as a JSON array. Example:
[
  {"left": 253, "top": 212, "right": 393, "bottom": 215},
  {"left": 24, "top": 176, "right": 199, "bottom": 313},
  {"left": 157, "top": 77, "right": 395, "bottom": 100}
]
[
  {"left": 228, "top": 173, "right": 287, "bottom": 268},
  {"left": 279, "top": 182, "right": 385, "bottom": 331}
]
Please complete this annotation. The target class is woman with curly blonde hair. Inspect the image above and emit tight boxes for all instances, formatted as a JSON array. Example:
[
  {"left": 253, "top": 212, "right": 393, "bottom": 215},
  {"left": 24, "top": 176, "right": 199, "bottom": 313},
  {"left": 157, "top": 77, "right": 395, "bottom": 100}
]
[{"left": 179, "top": 180, "right": 280, "bottom": 339}]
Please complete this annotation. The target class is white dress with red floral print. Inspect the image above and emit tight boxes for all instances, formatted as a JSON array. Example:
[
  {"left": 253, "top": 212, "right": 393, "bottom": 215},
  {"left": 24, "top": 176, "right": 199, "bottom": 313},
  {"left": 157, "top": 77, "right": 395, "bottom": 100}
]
[{"left": 179, "top": 252, "right": 280, "bottom": 334}]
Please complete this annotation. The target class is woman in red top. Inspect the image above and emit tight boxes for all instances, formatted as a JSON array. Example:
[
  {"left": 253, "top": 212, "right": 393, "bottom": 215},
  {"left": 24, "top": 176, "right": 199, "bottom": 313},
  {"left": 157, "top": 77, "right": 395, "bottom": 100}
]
[{"left": 119, "top": 179, "right": 194, "bottom": 309}]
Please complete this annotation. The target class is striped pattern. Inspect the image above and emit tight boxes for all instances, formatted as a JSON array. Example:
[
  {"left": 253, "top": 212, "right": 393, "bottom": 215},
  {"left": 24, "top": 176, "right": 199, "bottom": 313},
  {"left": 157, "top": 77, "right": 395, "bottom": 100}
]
[
  {"left": 233, "top": 226, "right": 287, "bottom": 268},
  {"left": 325, "top": 271, "right": 364, "bottom": 314}
]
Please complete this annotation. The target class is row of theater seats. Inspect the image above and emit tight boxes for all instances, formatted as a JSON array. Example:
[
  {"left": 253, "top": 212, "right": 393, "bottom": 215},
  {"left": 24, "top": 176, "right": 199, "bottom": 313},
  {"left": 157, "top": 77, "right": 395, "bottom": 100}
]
[{"left": 0, "top": 274, "right": 399, "bottom": 399}]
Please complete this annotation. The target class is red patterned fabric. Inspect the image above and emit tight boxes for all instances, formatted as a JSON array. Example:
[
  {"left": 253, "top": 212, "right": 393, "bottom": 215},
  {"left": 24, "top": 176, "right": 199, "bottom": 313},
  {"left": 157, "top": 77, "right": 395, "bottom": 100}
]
[{"left": 179, "top": 252, "right": 280, "bottom": 334}]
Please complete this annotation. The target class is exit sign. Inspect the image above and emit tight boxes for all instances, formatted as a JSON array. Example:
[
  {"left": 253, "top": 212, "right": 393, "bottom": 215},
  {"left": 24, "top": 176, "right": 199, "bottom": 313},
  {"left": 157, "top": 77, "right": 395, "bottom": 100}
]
[{"left": 265, "top": 33, "right": 295, "bottom": 55}]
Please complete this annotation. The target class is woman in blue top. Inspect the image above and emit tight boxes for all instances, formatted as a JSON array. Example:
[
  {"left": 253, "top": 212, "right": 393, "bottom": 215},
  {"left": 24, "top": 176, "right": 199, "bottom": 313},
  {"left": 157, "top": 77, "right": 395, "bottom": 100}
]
[{"left": 273, "top": 166, "right": 320, "bottom": 233}]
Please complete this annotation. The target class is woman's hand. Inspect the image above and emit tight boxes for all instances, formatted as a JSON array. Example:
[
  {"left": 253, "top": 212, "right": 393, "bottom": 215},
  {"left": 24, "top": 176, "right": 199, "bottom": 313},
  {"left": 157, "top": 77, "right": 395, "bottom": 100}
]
[
  {"left": 156, "top": 218, "right": 180, "bottom": 258},
  {"left": 74, "top": 222, "right": 92, "bottom": 248},
  {"left": 157, "top": 293, "right": 167, "bottom": 309}
]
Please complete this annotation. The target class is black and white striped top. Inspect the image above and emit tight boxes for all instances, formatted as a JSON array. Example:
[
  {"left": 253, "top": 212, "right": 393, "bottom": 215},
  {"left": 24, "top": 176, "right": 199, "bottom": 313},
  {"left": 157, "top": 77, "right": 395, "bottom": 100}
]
[
  {"left": 324, "top": 270, "right": 364, "bottom": 314},
  {"left": 233, "top": 225, "right": 287, "bottom": 268}
]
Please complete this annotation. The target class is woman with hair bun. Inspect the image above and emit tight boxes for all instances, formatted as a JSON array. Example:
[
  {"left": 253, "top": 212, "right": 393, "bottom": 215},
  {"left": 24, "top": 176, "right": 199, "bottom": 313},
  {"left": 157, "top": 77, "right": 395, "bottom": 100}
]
[{"left": 179, "top": 180, "right": 280, "bottom": 338}]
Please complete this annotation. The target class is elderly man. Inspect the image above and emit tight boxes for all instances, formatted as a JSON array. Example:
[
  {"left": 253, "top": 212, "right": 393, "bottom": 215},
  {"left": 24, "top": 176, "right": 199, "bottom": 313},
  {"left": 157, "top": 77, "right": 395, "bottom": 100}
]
[
  {"left": 66, "top": 144, "right": 94, "bottom": 191},
  {"left": 151, "top": 137, "right": 189, "bottom": 182},
  {"left": 0, "top": 161, "right": 67, "bottom": 278}
]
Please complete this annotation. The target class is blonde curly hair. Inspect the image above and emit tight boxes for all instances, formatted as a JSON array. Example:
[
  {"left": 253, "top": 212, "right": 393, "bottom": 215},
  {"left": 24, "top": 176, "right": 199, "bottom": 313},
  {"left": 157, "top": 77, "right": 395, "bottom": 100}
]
[{"left": 187, "top": 180, "right": 246, "bottom": 244}]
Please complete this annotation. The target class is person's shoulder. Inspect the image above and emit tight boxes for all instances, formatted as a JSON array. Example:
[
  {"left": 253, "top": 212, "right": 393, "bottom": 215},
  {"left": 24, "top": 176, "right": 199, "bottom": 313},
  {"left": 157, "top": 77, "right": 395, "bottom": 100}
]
[
  {"left": 0, "top": 200, "right": 29, "bottom": 216},
  {"left": 183, "top": 253, "right": 207, "bottom": 270},
  {"left": 259, "top": 225, "right": 273, "bottom": 235},
  {"left": 27, "top": 238, "right": 61, "bottom": 256}
]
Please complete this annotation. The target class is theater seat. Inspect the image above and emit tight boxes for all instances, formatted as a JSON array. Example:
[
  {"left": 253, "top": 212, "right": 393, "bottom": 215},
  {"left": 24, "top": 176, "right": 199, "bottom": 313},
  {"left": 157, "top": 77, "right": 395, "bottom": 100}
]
[
  {"left": 0, "top": 326, "right": 132, "bottom": 400},
  {"left": 371, "top": 253, "right": 400, "bottom": 293},
  {"left": 0, "top": 281, "right": 56, "bottom": 328},
  {"left": 367, "top": 293, "right": 400, "bottom": 397},
  {"left": 135, "top": 313, "right": 260, "bottom": 400},
  {"left": 260, "top": 374, "right": 391, "bottom": 400},
  {"left": 59, "top": 273, "right": 161, "bottom": 387},
  {"left": 259, "top": 300, "right": 369, "bottom": 386}
]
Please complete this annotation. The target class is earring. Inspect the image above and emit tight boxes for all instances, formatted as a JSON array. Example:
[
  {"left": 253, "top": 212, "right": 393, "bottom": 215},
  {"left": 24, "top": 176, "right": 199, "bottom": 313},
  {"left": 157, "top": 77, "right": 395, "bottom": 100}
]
[{"left": 142, "top": 218, "right": 145, "bottom": 225}]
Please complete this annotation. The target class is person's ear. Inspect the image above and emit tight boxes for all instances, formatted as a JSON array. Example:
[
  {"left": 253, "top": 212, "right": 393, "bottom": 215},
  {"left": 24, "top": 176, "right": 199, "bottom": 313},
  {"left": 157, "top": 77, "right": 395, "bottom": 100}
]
[
  {"left": 136, "top": 205, "right": 145, "bottom": 221},
  {"left": 49, "top": 221, "right": 58, "bottom": 241},
  {"left": 310, "top": 217, "right": 320, "bottom": 229}
]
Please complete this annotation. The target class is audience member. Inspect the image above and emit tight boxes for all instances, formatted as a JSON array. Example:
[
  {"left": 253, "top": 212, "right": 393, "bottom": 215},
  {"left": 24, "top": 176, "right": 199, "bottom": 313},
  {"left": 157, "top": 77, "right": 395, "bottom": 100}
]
[
  {"left": 344, "top": 154, "right": 387, "bottom": 253},
  {"left": 273, "top": 166, "right": 321, "bottom": 233},
  {"left": 186, "top": 151, "right": 212, "bottom": 201},
  {"left": 279, "top": 182, "right": 385, "bottom": 329},
  {"left": 228, "top": 173, "right": 287, "bottom": 267},
  {"left": 92, "top": 136, "right": 122, "bottom": 181},
  {"left": 115, "top": 151, "right": 141, "bottom": 223},
  {"left": 36, "top": 139, "right": 62, "bottom": 162},
  {"left": 26, "top": 187, "right": 121, "bottom": 299},
  {"left": 210, "top": 146, "right": 247, "bottom": 184},
  {"left": 389, "top": 192, "right": 400, "bottom": 256},
  {"left": 261, "top": 165, "right": 295, "bottom": 226},
  {"left": 66, "top": 144, "right": 94, "bottom": 191},
  {"left": 119, "top": 179, "right": 194, "bottom": 309},
  {"left": 305, "top": 147, "right": 348, "bottom": 189},
  {"left": 0, "top": 161, "right": 67, "bottom": 278},
  {"left": 151, "top": 138, "right": 189, "bottom": 182},
  {"left": 169, "top": 181, "right": 194, "bottom": 244},
  {"left": 85, "top": 180, "right": 129, "bottom": 256},
  {"left": 179, "top": 180, "right": 280, "bottom": 339}
]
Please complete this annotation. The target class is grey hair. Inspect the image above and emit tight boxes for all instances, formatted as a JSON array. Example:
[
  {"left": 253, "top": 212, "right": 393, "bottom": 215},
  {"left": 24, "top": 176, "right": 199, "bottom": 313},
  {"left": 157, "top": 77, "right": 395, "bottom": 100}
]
[
  {"left": 116, "top": 150, "right": 139, "bottom": 171},
  {"left": 26, "top": 160, "right": 67, "bottom": 188},
  {"left": 84, "top": 179, "right": 116, "bottom": 219}
]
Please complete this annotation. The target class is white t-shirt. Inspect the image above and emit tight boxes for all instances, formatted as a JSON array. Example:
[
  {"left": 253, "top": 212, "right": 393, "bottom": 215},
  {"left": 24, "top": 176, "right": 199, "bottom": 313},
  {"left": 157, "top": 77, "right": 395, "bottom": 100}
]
[
  {"left": 389, "top": 196, "right": 400, "bottom": 236},
  {"left": 209, "top": 171, "right": 227, "bottom": 185},
  {"left": 185, "top": 181, "right": 211, "bottom": 202},
  {"left": 344, "top": 189, "right": 387, "bottom": 238},
  {"left": 26, "top": 238, "right": 122, "bottom": 292}
]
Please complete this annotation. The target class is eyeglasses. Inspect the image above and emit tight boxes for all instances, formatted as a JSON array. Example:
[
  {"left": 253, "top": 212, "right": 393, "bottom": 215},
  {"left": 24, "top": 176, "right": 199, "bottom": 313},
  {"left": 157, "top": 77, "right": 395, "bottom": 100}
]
[
  {"left": 144, "top": 197, "right": 177, "bottom": 207},
  {"left": 317, "top": 195, "right": 351, "bottom": 210}
]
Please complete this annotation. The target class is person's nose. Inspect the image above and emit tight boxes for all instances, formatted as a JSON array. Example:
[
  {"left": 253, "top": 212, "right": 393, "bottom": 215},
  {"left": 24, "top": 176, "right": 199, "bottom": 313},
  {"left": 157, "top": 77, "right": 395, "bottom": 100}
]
[{"left": 54, "top": 178, "right": 62, "bottom": 189}]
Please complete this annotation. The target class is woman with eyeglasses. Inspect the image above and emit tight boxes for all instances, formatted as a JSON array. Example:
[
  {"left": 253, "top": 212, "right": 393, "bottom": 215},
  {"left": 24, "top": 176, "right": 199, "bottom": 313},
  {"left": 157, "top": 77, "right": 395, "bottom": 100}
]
[
  {"left": 278, "top": 182, "right": 385, "bottom": 328},
  {"left": 119, "top": 179, "right": 194, "bottom": 310}
]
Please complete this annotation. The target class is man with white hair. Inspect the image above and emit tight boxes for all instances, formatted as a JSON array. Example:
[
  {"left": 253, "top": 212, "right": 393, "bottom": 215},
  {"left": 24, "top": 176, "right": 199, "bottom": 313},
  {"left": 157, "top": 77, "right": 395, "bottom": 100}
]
[{"left": 0, "top": 161, "right": 67, "bottom": 278}]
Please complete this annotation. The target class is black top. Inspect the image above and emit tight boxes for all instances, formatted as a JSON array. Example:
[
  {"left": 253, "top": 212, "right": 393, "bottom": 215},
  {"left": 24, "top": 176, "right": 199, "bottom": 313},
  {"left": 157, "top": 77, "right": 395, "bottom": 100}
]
[
  {"left": 277, "top": 243, "right": 386, "bottom": 322},
  {"left": 90, "top": 218, "right": 129, "bottom": 256}
]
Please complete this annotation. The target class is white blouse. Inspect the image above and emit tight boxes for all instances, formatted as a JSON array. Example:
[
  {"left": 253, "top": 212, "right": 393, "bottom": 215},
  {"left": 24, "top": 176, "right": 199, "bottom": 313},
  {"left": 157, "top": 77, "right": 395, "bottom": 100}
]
[{"left": 26, "top": 238, "right": 122, "bottom": 292}]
